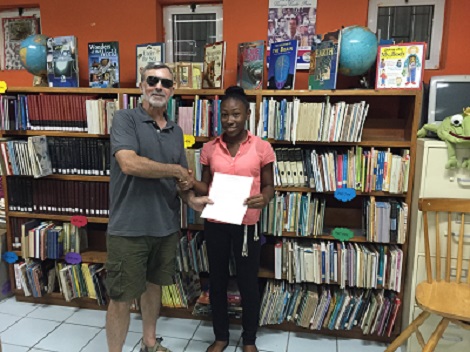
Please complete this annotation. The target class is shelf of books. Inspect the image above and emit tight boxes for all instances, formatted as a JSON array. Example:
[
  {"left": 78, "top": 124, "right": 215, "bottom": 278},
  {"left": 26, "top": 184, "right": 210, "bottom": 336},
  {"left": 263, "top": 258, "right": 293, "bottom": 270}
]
[{"left": 0, "top": 87, "right": 421, "bottom": 343}]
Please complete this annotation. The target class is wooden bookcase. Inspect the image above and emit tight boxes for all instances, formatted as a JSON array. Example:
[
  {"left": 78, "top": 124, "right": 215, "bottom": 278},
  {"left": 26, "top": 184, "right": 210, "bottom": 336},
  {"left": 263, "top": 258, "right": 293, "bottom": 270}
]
[{"left": 0, "top": 87, "right": 422, "bottom": 343}]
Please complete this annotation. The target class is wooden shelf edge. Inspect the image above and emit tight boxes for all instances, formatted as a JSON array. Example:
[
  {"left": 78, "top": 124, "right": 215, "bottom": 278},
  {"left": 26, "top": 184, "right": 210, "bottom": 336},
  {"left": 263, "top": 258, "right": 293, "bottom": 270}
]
[
  {"left": 273, "top": 187, "right": 407, "bottom": 197},
  {"left": 1, "top": 130, "right": 109, "bottom": 138},
  {"left": 7, "top": 212, "right": 109, "bottom": 223},
  {"left": 6, "top": 174, "right": 110, "bottom": 182}
]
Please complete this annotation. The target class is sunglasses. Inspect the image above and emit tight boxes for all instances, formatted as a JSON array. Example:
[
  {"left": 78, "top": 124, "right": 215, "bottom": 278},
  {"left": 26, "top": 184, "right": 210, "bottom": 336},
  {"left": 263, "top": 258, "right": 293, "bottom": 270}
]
[{"left": 146, "top": 76, "right": 173, "bottom": 88}]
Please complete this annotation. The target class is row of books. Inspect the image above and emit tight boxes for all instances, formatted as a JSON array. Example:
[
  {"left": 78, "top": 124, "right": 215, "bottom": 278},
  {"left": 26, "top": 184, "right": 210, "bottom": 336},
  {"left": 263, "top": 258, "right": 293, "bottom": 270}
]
[
  {"left": 6, "top": 178, "right": 109, "bottom": 217},
  {"left": 12, "top": 260, "right": 107, "bottom": 304},
  {"left": 47, "top": 137, "right": 110, "bottom": 176},
  {"left": 259, "top": 280, "right": 401, "bottom": 337},
  {"left": 192, "top": 284, "right": 242, "bottom": 319},
  {"left": 0, "top": 94, "right": 117, "bottom": 133},
  {"left": 274, "top": 239, "right": 403, "bottom": 292},
  {"left": 274, "top": 147, "right": 410, "bottom": 194},
  {"left": 260, "top": 193, "right": 326, "bottom": 237},
  {"left": 0, "top": 136, "right": 53, "bottom": 178},
  {"left": 161, "top": 271, "right": 202, "bottom": 309},
  {"left": 364, "top": 198, "right": 408, "bottom": 244},
  {"left": 10, "top": 218, "right": 88, "bottom": 260},
  {"left": 257, "top": 98, "right": 369, "bottom": 143}
]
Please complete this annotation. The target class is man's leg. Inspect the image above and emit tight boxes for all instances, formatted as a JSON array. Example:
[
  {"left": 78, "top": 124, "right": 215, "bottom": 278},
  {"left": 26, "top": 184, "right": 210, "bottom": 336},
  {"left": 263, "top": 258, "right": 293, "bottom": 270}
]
[
  {"left": 106, "top": 299, "right": 131, "bottom": 352},
  {"left": 141, "top": 282, "right": 162, "bottom": 348}
]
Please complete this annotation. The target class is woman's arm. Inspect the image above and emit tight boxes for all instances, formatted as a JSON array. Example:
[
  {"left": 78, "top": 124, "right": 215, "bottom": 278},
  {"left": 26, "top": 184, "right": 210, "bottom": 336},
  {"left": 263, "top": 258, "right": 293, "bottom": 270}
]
[
  {"left": 191, "top": 165, "right": 212, "bottom": 196},
  {"left": 245, "top": 162, "right": 275, "bottom": 209}
]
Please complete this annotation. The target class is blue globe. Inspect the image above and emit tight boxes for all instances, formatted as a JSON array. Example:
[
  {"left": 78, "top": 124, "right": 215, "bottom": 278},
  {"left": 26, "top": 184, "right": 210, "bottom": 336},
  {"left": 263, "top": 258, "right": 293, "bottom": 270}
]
[
  {"left": 19, "top": 34, "right": 48, "bottom": 76},
  {"left": 339, "top": 26, "right": 378, "bottom": 77}
]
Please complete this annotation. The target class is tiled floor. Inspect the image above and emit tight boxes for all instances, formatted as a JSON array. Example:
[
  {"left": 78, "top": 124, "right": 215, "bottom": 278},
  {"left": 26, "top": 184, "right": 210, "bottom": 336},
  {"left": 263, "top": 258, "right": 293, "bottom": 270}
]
[{"left": 0, "top": 297, "right": 391, "bottom": 352}]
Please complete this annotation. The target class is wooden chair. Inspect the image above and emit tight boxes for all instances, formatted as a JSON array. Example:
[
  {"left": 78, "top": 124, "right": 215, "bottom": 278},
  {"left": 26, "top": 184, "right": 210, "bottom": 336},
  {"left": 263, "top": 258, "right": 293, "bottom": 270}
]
[{"left": 386, "top": 198, "right": 470, "bottom": 352}]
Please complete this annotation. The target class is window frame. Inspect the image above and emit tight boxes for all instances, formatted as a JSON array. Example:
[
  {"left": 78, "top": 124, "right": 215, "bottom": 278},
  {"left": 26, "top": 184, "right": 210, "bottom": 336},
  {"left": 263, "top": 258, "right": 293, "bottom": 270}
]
[
  {"left": 163, "top": 4, "right": 223, "bottom": 64},
  {"left": 367, "top": 0, "right": 445, "bottom": 69}
]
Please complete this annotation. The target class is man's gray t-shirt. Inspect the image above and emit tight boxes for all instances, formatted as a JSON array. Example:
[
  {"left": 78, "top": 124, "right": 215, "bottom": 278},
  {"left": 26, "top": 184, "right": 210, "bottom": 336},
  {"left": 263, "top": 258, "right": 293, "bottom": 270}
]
[{"left": 108, "top": 105, "right": 187, "bottom": 237}]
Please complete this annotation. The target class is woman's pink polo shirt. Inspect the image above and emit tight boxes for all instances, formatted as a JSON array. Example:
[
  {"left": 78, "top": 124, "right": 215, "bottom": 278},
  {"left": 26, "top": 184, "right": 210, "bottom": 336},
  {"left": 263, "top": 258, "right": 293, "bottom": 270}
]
[{"left": 200, "top": 131, "right": 275, "bottom": 225}]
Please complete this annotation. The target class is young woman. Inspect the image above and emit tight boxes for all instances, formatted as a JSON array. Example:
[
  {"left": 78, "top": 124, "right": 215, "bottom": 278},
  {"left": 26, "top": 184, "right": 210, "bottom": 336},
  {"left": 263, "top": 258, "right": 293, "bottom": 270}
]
[{"left": 192, "top": 86, "right": 275, "bottom": 352}]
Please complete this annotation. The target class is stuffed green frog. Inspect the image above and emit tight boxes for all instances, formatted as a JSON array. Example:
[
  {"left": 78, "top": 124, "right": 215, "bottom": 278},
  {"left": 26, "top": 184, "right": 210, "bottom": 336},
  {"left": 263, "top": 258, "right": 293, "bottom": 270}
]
[{"left": 417, "top": 107, "right": 470, "bottom": 169}]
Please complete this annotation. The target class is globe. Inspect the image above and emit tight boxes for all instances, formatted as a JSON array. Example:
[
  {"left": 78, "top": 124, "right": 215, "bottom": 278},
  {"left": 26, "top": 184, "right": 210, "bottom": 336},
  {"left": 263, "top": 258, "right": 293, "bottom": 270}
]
[
  {"left": 339, "top": 26, "right": 378, "bottom": 77},
  {"left": 19, "top": 34, "right": 48, "bottom": 76}
]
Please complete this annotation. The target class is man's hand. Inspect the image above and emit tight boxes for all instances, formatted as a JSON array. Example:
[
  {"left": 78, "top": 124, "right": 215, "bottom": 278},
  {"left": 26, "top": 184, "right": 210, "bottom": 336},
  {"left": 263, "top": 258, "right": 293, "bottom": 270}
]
[
  {"left": 244, "top": 194, "right": 269, "bottom": 209},
  {"left": 177, "top": 169, "right": 195, "bottom": 191},
  {"left": 188, "top": 195, "right": 213, "bottom": 212}
]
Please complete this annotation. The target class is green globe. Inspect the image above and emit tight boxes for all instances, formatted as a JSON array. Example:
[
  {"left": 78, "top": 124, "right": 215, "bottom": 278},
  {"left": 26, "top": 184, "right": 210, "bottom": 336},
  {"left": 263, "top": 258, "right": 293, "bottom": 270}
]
[
  {"left": 339, "top": 26, "right": 378, "bottom": 77},
  {"left": 19, "top": 34, "right": 48, "bottom": 76}
]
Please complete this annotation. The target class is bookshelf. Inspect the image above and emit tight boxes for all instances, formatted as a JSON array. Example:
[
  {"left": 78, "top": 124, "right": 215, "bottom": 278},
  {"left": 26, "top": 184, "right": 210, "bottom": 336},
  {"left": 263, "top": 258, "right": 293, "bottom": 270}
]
[{"left": 0, "top": 87, "right": 422, "bottom": 343}]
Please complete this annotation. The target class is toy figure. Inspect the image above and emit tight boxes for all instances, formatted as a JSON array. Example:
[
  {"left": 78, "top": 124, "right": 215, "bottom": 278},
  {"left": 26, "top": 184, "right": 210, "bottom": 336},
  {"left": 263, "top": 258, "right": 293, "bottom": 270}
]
[{"left": 417, "top": 107, "right": 470, "bottom": 168}]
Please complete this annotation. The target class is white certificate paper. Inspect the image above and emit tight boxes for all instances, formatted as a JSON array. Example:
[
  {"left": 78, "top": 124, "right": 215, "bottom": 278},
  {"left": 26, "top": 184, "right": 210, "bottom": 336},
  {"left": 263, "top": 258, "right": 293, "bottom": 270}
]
[{"left": 200, "top": 172, "right": 254, "bottom": 225}]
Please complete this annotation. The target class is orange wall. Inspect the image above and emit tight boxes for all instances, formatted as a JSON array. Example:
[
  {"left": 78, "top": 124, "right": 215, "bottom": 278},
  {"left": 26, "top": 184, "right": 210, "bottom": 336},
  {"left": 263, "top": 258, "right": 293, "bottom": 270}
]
[{"left": 1, "top": 0, "right": 469, "bottom": 88}]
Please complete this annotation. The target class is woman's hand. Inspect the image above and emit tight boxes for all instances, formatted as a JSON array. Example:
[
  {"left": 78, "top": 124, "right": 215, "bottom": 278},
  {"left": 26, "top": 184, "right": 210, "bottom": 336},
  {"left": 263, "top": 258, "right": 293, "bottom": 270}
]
[{"left": 244, "top": 193, "right": 269, "bottom": 209}]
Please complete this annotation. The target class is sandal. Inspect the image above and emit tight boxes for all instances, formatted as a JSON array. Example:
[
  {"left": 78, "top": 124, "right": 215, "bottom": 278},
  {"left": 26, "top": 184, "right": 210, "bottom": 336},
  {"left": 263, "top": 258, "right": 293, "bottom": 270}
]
[
  {"left": 206, "top": 340, "right": 229, "bottom": 352},
  {"left": 140, "top": 337, "right": 172, "bottom": 352}
]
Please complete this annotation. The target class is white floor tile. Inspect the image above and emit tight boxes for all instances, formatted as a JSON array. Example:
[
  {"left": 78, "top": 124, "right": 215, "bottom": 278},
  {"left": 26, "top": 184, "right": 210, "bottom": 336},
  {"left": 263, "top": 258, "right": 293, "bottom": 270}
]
[
  {"left": 192, "top": 320, "right": 242, "bottom": 346},
  {"left": 255, "top": 327, "right": 289, "bottom": 352},
  {"left": 27, "top": 305, "right": 78, "bottom": 322},
  {"left": 0, "top": 298, "right": 40, "bottom": 317},
  {"left": 156, "top": 317, "right": 201, "bottom": 339},
  {"left": 82, "top": 329, "right": 141, "bottom": 352},
  {"left": 34, "top": 323, "right": 100, "bottom": 352},
  {"left": 65, "top": 308, "right": 107, "bottom": 327},
  {"left": 0, "top": 317, "right": 60, "bottom": 346},
  {"left": 288, "top": 332, "right": 337, "bottom": 351},
  {"left": 128, "top": 312, "right": 143, "bottom": 333},
  {"left": 337, "top": 338, "right": 388, "bottom": 352},
  {"left": 185, "top": 339, "right": 237, "bottom": 352},
  {"left": 0, "top": 313, "right": 21, "bottom": 333},
  {"left": 1, "top": 344, "right": 29, "bottom": 352}
]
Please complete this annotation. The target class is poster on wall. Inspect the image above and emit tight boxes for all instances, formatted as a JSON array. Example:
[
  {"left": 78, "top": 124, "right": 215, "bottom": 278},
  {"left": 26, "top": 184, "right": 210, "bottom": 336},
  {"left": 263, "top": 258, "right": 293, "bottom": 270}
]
[
  {"left": 267, "top": 0, "right": 317, "bottom": 70},
  {"left": 2, "top": 16, "right": 39, "bottom": 70}
]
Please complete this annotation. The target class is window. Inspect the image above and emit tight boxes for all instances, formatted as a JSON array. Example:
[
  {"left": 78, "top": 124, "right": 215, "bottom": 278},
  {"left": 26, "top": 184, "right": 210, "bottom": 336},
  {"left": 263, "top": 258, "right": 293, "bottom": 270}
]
[
  {"left": 163, "top": 4, "right": 223, "bottom": 63},
  {"left": 368, "top": 0, "right": 445, "bottom": 69},
  {"left": 0, "top": 7, "right": 41, "bottom": 70}
]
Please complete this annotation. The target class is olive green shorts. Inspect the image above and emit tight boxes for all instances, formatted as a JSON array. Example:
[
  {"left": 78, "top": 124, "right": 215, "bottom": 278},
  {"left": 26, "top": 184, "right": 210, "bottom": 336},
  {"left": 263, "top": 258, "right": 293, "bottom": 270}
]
[{"left": 104, "top": 232, "right": 179, "bottom": 302}]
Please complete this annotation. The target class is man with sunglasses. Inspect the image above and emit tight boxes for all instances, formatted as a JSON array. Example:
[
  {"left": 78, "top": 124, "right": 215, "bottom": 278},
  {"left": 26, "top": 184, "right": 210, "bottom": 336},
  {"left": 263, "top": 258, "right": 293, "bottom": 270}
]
[{"left": 105, "top": 63, "right": 212, "bottom": 352}]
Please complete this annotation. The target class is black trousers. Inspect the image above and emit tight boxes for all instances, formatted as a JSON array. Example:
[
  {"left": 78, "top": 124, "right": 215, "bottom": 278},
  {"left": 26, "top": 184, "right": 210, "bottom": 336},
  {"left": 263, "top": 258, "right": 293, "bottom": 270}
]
[{"left": 205, "top": 221, "right": 261, "bottom": 345}]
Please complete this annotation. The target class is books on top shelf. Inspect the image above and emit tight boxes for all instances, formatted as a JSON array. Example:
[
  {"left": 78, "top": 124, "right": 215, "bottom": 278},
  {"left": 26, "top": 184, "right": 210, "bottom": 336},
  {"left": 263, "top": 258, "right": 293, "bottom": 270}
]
[
  {"left": 308, "top": 29, "right": 341, "bottom": 90},
  {"left": 46, "top": 36, "right": 79, "bottom": 87},
  {"left": 88, "top": 41, "right": 120, "bottom": 88},
  {"left": 237, "top": 40, "right": 265, "bottom": 90},
  {"left": 375, "top": 42, "right": 426, "bottom": 89},
  {"left": 267, "top": 40, "right": 298, "bottom": 90},
  {"left": 135, "top": 42, "right": 165, "bottom": 87},
  {"left": 202, "top": 41, "right": 226, "bottom": 89}
]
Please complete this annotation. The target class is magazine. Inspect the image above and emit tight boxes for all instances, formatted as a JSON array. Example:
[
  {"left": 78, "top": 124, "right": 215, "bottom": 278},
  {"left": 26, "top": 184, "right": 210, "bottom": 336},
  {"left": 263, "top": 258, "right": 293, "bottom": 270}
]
[
  {"left": 136, "top": 42, "right": 165, "bottom": 87},
  {"left": 237, "top": 40, "right": 265, "bottom": 90},
  {"left": 46, "top": 36, "right": 79, "bottom": 87},
  {"left": 267, "top": 40, "right": 298, "bottom": 90},
  {"left": 88, "top": 41, "right": 120, "bottom": 88},
  {"left": 375, "top": 42, "right": 426, "bottom": 89}
]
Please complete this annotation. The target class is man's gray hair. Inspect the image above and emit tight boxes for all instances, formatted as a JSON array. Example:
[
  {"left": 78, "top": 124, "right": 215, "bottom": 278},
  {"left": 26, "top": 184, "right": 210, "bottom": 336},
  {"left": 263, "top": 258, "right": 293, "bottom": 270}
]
[{"left": 141, "top": 63, "right": 173, "bottom": 82}]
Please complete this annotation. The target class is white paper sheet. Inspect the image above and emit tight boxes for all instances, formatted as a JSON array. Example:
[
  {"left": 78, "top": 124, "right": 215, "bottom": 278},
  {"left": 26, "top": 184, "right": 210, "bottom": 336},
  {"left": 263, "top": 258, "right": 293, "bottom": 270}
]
[{"left": 200, "top": 172, "right": 254, "bottom": 225}]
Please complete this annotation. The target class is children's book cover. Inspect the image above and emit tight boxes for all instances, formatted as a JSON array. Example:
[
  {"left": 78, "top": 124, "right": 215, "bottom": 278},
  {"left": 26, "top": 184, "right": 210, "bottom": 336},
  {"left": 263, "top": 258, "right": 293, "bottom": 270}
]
[
  {"left": 237, "top": 40, "right": 265, "bottom": 90},
  {"left": 46, "top": 36, "right": 79, "bottom": 87},
  {"left": 267, "top": 40, "right": 298, "bottom": 90},
  {"left": 375, "top": 42, "right": 426, "bottom": 89},
  {"left": 308, "top": 30, "right": 341, "bottom": 90},
  {"left": 136, "top": 42, "right": 165, "bottom": 87},
  {"left": 88, "top": 41, "right": 120, "bottom": 88},
  {"left": 202, "top": 41, "right": 226, "bottom": 89}
]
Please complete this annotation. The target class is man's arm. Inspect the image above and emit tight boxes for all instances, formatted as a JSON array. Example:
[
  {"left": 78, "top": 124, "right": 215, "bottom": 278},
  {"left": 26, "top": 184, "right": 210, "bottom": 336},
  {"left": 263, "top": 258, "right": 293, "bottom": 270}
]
[{"left": 115, "top": 149, "right": 190, "bottom": 181}]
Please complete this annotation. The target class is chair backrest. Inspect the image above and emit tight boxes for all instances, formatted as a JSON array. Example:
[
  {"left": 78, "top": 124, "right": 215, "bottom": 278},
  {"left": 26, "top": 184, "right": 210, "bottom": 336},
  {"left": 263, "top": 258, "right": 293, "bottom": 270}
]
[{"left": 418, "top": 198, "right": 470, "bottom": 284}]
